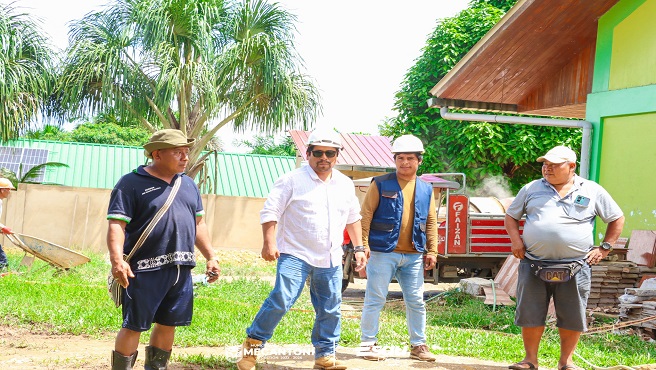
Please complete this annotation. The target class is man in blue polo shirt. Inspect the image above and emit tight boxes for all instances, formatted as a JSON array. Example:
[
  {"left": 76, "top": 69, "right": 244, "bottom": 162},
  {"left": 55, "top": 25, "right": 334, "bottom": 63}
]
[{"left": 107, "top": 129, "right": 221, "bottom": 370}]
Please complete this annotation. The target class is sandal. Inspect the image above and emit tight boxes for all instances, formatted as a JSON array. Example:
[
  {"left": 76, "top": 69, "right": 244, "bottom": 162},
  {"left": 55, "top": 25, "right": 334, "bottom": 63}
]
[
  {"left": 509, "top": 361, "right": 538, "bottom": 370},
  {"left": 560, "top": 365, "right": 582, "bottom": 370}
]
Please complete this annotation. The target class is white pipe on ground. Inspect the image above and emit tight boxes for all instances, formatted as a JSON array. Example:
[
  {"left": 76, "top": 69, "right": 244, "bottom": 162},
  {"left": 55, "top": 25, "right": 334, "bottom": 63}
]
[{"left": 438, "top": 107, "right": 592, "bottom": 179}]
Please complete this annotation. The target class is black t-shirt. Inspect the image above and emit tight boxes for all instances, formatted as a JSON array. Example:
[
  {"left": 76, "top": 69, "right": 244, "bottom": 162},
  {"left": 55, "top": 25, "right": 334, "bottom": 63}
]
[{"left": 107, "top": 166, "right": 204, "bottom": 271}]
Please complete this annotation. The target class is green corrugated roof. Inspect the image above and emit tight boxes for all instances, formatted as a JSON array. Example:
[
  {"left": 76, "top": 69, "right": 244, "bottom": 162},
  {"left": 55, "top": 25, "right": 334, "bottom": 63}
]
[{"left": 1, "top": 139, "right": 295, "bottom": 198}]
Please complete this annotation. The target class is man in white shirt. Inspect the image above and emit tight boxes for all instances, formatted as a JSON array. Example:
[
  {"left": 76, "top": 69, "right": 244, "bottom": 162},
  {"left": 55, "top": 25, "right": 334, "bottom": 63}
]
[{"left": 236, "top": 129, "right": 366, "bottom": 370}]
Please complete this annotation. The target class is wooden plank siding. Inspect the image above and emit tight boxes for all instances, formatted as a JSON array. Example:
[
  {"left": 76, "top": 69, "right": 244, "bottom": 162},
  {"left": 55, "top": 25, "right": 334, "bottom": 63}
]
[
  {"left": 431, "top": 0, "right": 620, "bottom": 118},
  {"left": 519, "top": 43, "right": 596, "bottom": 118}
]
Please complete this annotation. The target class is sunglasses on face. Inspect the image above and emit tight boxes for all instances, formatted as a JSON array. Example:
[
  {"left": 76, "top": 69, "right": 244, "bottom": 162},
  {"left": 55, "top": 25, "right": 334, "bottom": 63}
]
[{"left": 310, "top": 150, "right": 338, "bottom": 158}]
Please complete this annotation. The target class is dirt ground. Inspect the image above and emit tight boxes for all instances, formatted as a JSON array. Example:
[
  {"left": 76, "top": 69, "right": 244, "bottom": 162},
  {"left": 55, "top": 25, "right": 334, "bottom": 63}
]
[{"left": 0, "top": 324, "right": 515, "bottom": 370}]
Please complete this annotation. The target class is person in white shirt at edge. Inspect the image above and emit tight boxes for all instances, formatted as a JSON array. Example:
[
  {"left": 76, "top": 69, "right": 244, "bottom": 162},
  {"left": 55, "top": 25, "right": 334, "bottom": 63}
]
[{"left": 236, "top": 128, "right": 366, "bottom": 370}]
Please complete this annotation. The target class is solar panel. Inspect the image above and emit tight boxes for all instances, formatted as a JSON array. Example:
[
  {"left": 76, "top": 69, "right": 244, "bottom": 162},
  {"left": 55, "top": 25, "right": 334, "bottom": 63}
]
[{"left": 0, "top": 146, "right": 49, "bottom": 182}]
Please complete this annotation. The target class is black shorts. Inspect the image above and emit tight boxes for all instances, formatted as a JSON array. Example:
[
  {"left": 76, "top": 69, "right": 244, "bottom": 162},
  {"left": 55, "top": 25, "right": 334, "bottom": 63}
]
[{"left": 121, "top": 265, "right": 194, "bottom": 332}]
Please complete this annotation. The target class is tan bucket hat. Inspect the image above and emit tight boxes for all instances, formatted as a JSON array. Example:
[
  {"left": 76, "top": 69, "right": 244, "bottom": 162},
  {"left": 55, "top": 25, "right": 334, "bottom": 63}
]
[
  {"left": 0, "top": 178, "right": 15, "bottom": 189},
  {"left": 143, "top": 129, "right": 195, "bottom": 158}
]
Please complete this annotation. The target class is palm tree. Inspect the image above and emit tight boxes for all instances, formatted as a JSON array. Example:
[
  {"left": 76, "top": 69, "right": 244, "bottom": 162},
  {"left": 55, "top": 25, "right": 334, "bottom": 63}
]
[
  {"left": 0, "top": 3, "right": 55, "bottom": 141},
  {"left": 56, "top": 0, "right": 320, "bottom": 178},
  {"left": 0, "top": 162, "right": 69, "bottom": 188}
]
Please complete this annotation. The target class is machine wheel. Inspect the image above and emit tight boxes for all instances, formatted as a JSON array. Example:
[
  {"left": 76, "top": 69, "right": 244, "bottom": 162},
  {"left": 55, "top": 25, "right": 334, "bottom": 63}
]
[{"left": 474, "top": 268, "right": 493, "bottom": 278}]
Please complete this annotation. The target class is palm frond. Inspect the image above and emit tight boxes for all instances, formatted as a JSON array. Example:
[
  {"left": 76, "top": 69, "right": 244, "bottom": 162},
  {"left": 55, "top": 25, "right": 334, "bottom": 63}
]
[
  {"left": 18, "top": 162, "right": 69, "bottom": 184},
  {"left": 56, "top": 0, "right": 320, "bottom": 179},
  {"left": 0, "top": 3, "right": 56, "bottom": 140}
]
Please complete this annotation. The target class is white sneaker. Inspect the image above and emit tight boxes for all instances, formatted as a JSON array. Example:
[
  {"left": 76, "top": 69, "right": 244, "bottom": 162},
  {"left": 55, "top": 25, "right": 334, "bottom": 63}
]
[{"left": 357, "top": 342, "right": 386, "bottom": 361}]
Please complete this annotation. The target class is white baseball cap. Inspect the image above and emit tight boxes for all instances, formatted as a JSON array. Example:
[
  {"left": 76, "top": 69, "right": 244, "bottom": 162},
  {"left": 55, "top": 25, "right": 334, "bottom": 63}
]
[{"left": 537, "top": 146, "right": 576, "bottom": 163}]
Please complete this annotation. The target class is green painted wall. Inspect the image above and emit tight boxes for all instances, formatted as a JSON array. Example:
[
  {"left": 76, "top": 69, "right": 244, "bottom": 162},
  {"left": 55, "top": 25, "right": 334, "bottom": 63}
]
[
  {"left": 587, "top": 0, "right": 656, "bottom": 238},
  {"left": 609, "top": 0, "right": 656, "bottom": 90},
  {"left": 599, "top": 114, "right": 656, "bottom": 236}
]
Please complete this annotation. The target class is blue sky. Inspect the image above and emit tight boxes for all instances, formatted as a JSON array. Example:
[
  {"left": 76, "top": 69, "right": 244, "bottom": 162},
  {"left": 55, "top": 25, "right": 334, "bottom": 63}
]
[{"left": 9, "top": 0, "right": 469, "bottom": 152}]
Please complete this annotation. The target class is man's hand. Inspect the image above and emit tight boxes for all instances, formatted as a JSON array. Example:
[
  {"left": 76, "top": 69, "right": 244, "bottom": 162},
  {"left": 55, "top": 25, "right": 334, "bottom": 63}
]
[
  {"left": 1, "top": 226, "right": 13, "bottom": 234},
  {"left": 424, "top": 255, "right": 437, "bottom": 271},
  {"left": 205, "top": 259, "right": 221, "bottom": 283},
  {"left": 586, "top": 247, "right": 608, "bottom": 265},
  {"left": 111, "top": 260, "right": 135, "bottom": 288},
  {"left": 510, "top": 240, "right": 526, "bottom": 259},
  {"left": 261, "top": 241, "right": 280, "bottom": 261},
  {"left": 354, "top": 251, "right": 367, "bottom": 272}
]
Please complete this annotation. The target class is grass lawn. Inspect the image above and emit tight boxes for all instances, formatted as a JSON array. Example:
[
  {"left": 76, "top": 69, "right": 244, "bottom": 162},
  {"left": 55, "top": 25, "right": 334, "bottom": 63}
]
[{"left": 0, "top": 249, "right": 654, "bottom": 369}]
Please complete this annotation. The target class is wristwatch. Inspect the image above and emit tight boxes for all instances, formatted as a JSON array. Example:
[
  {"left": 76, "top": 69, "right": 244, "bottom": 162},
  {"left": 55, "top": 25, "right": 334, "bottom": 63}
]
[
  {"left": 353, "top": 246, "right": 366, "bottom": 253},
  {"left": 600, "top": 242, "right": 613, "bottom": 251}
]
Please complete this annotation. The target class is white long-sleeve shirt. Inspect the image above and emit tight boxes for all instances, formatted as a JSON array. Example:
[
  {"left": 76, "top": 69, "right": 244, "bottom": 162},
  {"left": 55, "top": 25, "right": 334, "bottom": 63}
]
[{"left": 260, "top": 165, "right": 361, "bottom": 268}]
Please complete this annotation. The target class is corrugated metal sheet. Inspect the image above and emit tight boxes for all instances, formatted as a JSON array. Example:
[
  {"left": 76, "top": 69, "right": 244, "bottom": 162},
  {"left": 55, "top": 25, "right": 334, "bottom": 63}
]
[
  {"left": 200, "top": 151, "right": 295, "bottom": 197},
  {"left": 288, "top": 130, "right": 395, "bottom": 170},
  {"left": 1, "top": 139, "right": 295, "bottom": 198}
]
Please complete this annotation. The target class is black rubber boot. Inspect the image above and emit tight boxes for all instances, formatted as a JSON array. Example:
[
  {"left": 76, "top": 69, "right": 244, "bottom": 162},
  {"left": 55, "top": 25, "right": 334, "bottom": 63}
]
[
  {"left": 144, "top": 345, "right": 171, "bottom": 370},
  {"left": 111, "top": 350, "right": 137, "bottom": 370}
]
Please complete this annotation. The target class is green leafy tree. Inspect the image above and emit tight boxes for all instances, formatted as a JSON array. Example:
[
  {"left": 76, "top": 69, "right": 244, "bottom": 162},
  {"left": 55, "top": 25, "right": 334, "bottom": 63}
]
[
  {"left": 237, "top": 135, "right": 296, "bottom": 156},
  {"left": 387, "top": 0, "right": 581, "bottom": 192},
  {"left": 55, "top": 0, "right": 320, "bottom": 178},
  {"left": 24, "top": 119, "right": 151, "bottom": 146},
  {"left": 68, "top": 122, "right": 151, "bottom": 146},
  {"left": 0, "top": 4, "right": 55, "bottom": 141},
  {"left": 24, "top": 125, "right": 72, "bottom": 141}
]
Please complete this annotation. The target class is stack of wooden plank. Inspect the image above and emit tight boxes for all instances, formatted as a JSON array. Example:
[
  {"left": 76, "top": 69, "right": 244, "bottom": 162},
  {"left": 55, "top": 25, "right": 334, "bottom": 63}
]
[
  {"left": 618, "top": 279, "right": 656, "bottom": 329},
  {"left": 588, "top": 261, "right": 642, "bottom": 308}
]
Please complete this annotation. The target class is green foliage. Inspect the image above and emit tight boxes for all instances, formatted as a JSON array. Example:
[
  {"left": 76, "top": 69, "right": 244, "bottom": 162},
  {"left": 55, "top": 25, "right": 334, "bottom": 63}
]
[
  {"left": 468, "top": 0, "right": 517, "bottom": 12},
  {"left": 429, "top": 290, "right": 518, "bottom": 333},
  {"left": 69, "top": 122, "right": 151, "bottom": 146},
  {"left": 389, "top": 0, "right": 581, "bottom": 193},
  {"left": 24, "top": 121, "right": 151, "bottom": 146},
  {"left": 0, "top": 3, "right": 55, "bottom": 140},
  {"left": 24, "top": 124, "right": 72, "bottom": 141},
  {"left": 237, "top": 135, "right": 296, "bottom": 156}
]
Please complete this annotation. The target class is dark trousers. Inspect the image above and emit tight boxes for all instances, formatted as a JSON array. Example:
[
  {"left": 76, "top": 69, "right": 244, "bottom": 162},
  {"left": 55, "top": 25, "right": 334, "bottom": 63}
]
[{"left": 0, "top": 244, "right": 7, "bottom": 267}]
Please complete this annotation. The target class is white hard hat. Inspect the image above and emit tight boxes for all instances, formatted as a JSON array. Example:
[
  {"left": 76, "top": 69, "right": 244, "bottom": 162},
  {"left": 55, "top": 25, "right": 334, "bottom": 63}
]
[
  {"left": 307, "top": 128, "right": 342, "bottom": 149},
  {"left": 391, "top": 135, "right": 424, "bottom": 154},
  {"left": 0, "top": 178, "right": 15, "bottom": 189}
]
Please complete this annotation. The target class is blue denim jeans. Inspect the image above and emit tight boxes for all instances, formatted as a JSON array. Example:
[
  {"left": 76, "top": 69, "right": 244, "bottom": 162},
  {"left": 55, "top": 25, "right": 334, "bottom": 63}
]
[
  {"left": 246, "top": 253, "right": 342, "bottom": 359},
  {"left": 0, "top": 244, "right": 7, "bottom": 267},
  {"left": 360, "top": 251, "right": 426, "bottom": 346}
]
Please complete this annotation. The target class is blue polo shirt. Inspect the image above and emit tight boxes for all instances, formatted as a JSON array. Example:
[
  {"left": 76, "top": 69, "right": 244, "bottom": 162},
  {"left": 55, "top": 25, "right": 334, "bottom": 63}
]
[{"left": 107, "top": 166, "right": 204, "bottom": 272}]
